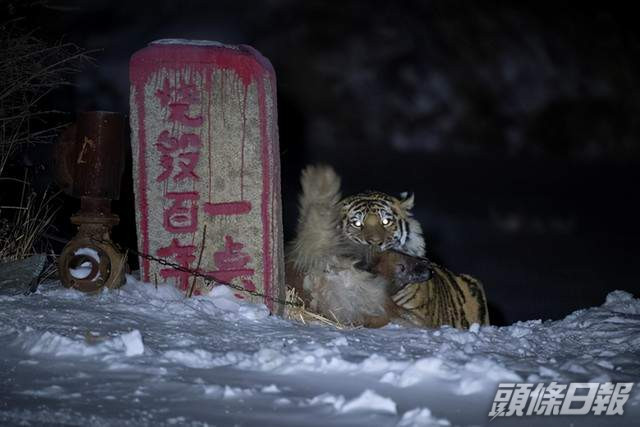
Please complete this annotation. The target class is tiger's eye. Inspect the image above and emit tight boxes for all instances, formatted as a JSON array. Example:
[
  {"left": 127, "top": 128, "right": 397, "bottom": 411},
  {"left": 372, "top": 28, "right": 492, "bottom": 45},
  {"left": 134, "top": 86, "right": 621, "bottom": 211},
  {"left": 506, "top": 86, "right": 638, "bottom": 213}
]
[
  {"left": 382, "top": 218, "right": 391, "bottom": 226},
  {"left": 352, "top": 219, "right": 363, "bottom": 228}
]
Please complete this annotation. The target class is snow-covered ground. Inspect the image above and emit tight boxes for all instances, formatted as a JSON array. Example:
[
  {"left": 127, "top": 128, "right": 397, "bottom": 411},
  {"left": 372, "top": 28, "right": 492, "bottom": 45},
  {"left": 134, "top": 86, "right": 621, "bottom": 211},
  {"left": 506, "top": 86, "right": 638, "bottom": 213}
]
[{"left": 1, "top": 276, "right": 639, "bottom": 426}]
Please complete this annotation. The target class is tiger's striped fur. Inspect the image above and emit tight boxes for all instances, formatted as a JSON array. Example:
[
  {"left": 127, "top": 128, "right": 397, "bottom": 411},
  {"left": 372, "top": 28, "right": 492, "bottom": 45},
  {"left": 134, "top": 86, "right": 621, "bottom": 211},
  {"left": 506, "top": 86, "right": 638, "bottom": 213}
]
[
  {"left": 389, "top": 263, "right": 490, "bottom": 328},
  {"left": 342, "top": 191, "right": 490, "bottom": 329},
  {"left": 339, "top": 191, "right": 425, "bottom": 260}
]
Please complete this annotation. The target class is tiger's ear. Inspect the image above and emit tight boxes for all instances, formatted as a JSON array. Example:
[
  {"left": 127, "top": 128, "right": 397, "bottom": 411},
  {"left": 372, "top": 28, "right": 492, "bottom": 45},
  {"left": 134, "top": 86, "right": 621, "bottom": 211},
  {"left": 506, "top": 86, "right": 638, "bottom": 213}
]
[{"left": 399, "top": 192, "right": 415, "bottom": 210}]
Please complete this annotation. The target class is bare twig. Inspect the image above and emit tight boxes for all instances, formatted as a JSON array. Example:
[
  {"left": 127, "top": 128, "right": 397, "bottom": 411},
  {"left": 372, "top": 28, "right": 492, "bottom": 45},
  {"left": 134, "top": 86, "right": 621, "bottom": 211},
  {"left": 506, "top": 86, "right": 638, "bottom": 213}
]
[
  {"left": 0, "top": 14, "right": 89, "bottom": 262},
  {"left": 187, "top": 224, "right": 208, "bottom": 298}
]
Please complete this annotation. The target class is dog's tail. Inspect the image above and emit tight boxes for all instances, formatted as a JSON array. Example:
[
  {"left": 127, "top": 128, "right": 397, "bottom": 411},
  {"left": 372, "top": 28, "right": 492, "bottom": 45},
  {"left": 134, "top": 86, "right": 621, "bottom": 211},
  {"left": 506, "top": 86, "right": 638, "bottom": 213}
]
[{"left": 288, "top": 165, "right": 346, "bottom": 274}]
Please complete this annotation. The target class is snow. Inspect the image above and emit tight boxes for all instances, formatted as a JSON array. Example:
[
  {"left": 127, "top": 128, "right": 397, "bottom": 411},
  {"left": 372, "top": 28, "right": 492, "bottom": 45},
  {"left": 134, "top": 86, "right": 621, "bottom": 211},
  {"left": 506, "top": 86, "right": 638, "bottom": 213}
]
[
  {"left": 340, "top": 390, "right": 397, "bottom": 414},
  {"left": 69, "top": 247, "right": 100, "bottom": 280},
  {"left": 397, "top": 408, "right": 451, "bottom": 427},
  {"left": 305, "top": 389, "right": 397, "bottom": 414},
  {"left": 1, "top": 276, "right": 639, "bottom": 426},
  {"left": 152, "top": 39, "right": 239, "bottom": 49},
  {"left": 73, "top": 247, "right": 100, "bottom": 261}
]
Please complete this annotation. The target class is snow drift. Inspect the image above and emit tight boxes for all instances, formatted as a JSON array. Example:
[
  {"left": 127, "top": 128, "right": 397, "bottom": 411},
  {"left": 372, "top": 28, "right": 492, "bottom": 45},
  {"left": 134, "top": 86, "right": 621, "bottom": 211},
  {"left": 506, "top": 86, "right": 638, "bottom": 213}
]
[{"left": 0, "top": 276, "right": 638, "bottom": 426}]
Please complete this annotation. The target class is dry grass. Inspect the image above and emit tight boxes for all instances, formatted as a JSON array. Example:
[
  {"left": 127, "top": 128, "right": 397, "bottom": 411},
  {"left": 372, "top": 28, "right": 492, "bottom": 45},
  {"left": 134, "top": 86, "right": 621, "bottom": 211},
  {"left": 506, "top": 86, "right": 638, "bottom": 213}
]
[
  {"left": 283, "top": 287, "right": 359, "bottom": 330},
  {"left": 0, "top": 175, "right": 59, "bottom": 263},
  {"left": 0, "top": 20, "right": 91, "bottom": 177},
  {"left": 0, "top": 9, "right": 90, "bottom": 264}
]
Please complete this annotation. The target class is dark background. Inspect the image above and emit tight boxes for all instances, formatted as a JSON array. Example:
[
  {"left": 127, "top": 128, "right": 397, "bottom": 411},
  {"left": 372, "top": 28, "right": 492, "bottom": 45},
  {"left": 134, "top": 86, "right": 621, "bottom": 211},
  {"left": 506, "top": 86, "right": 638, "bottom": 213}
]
[{"left": 5, "top": 0, "right": 640, "bottom": 325}]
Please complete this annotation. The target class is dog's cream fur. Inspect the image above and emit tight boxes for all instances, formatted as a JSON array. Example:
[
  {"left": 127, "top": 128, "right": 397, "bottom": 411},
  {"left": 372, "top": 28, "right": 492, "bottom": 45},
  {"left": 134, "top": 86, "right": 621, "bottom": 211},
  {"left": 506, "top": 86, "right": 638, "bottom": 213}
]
[
  {"left": 287, "top": 165, "right": 391, "bottom": 326},
  {"left": 288, "top": 165, "right": 347, "bottom": 274}
]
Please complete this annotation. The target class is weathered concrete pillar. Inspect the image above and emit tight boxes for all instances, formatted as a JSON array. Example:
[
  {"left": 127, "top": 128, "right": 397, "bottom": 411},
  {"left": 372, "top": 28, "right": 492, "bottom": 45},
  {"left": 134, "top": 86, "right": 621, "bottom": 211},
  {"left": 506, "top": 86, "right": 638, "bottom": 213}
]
[{"left": 129, "top": 40, "right": 284, "bottom": 313}]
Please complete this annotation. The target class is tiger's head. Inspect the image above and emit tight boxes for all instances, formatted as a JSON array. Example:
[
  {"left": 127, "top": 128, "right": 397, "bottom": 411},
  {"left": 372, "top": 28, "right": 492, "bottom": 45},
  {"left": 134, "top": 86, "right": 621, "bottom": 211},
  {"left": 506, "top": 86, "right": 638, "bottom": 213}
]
[{"left": 339, "top": 191, "right": 426, "bottom": 257}]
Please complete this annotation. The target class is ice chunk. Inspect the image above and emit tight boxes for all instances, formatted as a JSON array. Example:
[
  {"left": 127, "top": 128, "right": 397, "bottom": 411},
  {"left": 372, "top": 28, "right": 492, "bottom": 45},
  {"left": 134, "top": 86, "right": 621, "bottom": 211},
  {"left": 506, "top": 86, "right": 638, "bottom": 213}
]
[
  {"left": 330, "top": 336, "right": 348, "bottom": 347},
  {"left": 223, "top": 385, "right": 254, "bottom": 399},
  {"left": 605, "top": 290, "right": 635, "bottom": 304},
  {"left": 307, "top": 393, "right": 346, "bottom": 411},
  {"left": 210, "top": 286, "right": 243, "bottom": 312},
  {"left": 163, "top": 349, "right": 217, "bottom": 369},
  {"left": 604, "top": 290, "right": 640, "bottom": 314},
  {"left": 396, "top": 358, "right": 447, "bottom": 387},
  {"left": 208, "top": 285, "right": 270, "bottom": 320},
  {"left": 261, "top": 384, "right": 280, "bottom": 393},
  {"left": 120, "top": 330, "right": 144, "bottom": 356},
  {"left": 397, "top": 408, "right": 451, "bottom": 426},
  {"left": 21, "top": 329, "right": 144, "bottom": 359},
  {"left": 340, "top": 389, "right": 397, "bottom": 414}
]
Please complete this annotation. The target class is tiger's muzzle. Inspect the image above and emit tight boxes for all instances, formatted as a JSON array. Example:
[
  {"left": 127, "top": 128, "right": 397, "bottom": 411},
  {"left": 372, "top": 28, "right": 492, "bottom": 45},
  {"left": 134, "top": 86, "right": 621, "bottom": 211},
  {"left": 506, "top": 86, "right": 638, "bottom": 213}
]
[{"left": 362, "top": 214, "right": 387, "bottom": 248}]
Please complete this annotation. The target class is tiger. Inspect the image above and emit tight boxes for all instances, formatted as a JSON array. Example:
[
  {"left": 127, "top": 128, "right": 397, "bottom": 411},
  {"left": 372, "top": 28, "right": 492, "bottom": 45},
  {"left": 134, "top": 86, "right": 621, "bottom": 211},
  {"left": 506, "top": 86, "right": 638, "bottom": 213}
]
[
  {"left": 340, "top": 190, "right": 490, "bottom": 329},
  {"left": 339, "top": 191, "right": 426, "bottom": 264},
  {"left": 285, "top": 165, "right": 433, "bottom": 328},
  {"left": 373, "top": 260, "right": 490, "bottom": 328}
]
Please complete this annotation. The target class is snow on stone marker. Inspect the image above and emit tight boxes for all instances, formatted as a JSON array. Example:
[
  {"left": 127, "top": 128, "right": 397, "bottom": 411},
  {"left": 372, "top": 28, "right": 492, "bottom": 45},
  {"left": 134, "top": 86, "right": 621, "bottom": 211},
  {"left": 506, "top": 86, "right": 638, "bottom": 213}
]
[{"left": 129, "top": 39, "right": 284, "bottom": 313}]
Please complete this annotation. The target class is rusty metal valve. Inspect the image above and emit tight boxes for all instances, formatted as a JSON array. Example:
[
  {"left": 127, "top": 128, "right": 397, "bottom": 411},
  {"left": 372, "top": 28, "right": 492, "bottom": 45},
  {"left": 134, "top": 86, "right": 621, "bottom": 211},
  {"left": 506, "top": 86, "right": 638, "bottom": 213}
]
[{"left": 55, "top": 111, "right": 127, "bottom": 292}]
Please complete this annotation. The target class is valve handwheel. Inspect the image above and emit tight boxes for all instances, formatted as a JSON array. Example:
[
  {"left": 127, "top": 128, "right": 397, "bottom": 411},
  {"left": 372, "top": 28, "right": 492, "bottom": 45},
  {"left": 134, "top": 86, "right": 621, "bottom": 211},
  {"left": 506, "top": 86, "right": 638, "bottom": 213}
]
[{"left": 59, "top": 238, "right": 125, "bottom": 292}]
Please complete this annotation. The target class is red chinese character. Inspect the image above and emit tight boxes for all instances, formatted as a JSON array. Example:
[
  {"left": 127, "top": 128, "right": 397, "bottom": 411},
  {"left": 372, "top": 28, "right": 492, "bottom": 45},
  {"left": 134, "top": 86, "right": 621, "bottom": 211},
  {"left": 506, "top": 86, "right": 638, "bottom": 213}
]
[
  {"left": 155, "top": 78, "right": 173, "bottom": 107},
  {"left": 163, "top": 192, "right": 199, "bottom": 233},
  {"left": 155, "top": 79, "right": 200, "bottom": 106},
  {"left": 157, "top": 155, "right": 174, "bottom": 182},
  {"left": 156, "top": 130, "right": 201, "bottom": 153},
  {"left": 241, "top": 278, "right": 256, "bottom": 292},
  {"left": 155, "top": 131, "right": 201, "bottom": 182},
  {"left": 207, "top": 235, "right": 254, "bottom": 284},
  {"left": 156, "top": 238, "right": 196, "bottom": 290},
  {"left": 176, "top": 83, "right": 199, "bottom": 104},
  {"left": 155, "top": 79, "right": 203, "bottom": 127},
  {"left": 203, "top": 201, "right": 252, "bottom": 216},
  {"left": 167, "top": 103, "right": 203, "bottom": 127},
  {"left": 175, "top": 152, "right": 200, "bottom": 181}
]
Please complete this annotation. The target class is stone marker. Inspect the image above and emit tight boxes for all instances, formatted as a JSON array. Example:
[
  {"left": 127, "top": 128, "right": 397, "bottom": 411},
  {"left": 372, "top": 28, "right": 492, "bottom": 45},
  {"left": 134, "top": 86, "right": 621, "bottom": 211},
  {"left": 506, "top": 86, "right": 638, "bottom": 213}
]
[{"left": 129, "top": 40, "right": 284, "bottom": 313}]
